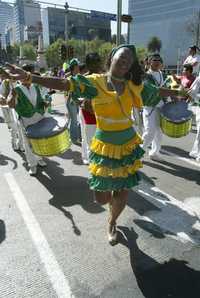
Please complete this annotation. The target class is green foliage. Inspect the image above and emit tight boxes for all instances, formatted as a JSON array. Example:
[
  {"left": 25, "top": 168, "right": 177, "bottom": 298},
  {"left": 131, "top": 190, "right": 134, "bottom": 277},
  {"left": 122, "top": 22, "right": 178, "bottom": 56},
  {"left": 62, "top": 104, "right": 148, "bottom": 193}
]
[
  {"left": 22, "top": 43, "right": 37, "bottom": 61},
  {"left": 45, "top": 38, "right": 115, "bottom": 68},
  {"left": 45, "top": 39, "right": 64, "bottom": 68},
  {"left": 136, "top": 47, "right": 148, "bottom": 61},
  {"left": 147, "top": 36, "right": 162, "bottom": 53}
]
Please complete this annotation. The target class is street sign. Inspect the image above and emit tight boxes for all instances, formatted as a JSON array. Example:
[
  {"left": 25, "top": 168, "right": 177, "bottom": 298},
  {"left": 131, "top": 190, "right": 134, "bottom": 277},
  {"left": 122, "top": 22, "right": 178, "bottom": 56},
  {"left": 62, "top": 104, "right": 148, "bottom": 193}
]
[{"left": 90, "top": 10, "right": 117, "bottom": 21}]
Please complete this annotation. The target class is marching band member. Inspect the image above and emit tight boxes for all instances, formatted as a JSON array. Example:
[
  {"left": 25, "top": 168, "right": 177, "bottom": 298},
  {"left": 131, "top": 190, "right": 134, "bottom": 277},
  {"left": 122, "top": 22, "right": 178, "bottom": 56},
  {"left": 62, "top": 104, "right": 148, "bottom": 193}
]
[
  {"left": 0, "top": 74, "right": 24, "bottom": 152},
  {"left": 7, "top": 64, "right": 48, "bottom": 175},
  {"left": 188, "top": 76, "right": 200, "bottom": 162},
  {"left": 141, "top": 54, "right": 164, "bottom": 161}
]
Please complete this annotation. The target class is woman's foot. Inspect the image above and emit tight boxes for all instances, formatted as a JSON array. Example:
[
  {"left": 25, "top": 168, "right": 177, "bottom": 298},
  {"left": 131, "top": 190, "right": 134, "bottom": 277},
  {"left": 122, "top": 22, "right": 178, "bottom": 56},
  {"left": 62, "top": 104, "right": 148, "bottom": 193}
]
[{"left": 107, "top": 222, "right": 118, "bottom": 246}]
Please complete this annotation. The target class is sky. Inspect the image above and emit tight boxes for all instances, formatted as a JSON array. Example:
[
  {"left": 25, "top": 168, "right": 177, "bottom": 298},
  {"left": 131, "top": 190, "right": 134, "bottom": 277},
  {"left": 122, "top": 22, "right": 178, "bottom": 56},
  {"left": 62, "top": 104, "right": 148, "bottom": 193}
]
[{"left": 6, "top": 0, "right": 129, "bottom": 34}]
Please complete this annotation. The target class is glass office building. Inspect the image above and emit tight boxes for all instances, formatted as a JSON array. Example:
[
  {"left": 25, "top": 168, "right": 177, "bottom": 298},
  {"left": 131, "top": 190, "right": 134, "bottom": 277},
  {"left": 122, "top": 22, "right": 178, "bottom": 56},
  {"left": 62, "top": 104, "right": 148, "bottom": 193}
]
[
  {"left": 129, "top": 0, "right": 200, "bottom": 66},
  {"left": 41, "top": 7, "right": 111, "bottom": 47},
  {"left": 0, "top": 0, "right": 13, "bottom": 48}
]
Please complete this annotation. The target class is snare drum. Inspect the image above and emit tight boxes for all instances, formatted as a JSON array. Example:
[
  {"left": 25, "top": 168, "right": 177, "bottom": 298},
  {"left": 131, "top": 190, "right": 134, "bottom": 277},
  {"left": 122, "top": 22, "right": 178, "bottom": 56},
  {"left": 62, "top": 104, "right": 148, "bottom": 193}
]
[
  {"left": 160, "top": 101, "right": 193, "bottom": 138},
  {"left": 26, "top": 116, "right": 71, "bottom": 156}
]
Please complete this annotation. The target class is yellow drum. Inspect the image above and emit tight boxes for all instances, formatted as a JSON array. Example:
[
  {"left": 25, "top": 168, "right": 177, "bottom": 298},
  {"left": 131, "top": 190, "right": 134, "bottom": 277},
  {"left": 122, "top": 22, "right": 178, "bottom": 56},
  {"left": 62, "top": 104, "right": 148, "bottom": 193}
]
[
  {"left": 160, "top": 102, "right": 193, "bottom": 138},
  {"left": 26, "top": 116, "right": 71, "bottom": 156}
]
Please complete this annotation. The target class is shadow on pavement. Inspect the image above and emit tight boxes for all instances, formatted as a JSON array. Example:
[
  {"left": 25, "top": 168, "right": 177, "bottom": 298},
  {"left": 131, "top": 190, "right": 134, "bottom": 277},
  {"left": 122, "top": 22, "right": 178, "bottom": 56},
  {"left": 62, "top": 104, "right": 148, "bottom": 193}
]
[
  {"left": 36, "top": 159, "right": 104, "bottom": 236},
  {"left": 161, "top": 145, "right": 190, "bottom": 158},
  {"left": 143, "top": 160, "right": 200, "bottom": 185},
  {"left": 0, "top": 154, "right": 17, "bottom": 169},
  {"left": 118, "top": 226, "right": 200, "bottom": 298},
  {"left": 0, "top": 220, "right": 6, "bottom": 244},
  {"left": 58, "top": 148, "right": 83, "bottom": 165}
]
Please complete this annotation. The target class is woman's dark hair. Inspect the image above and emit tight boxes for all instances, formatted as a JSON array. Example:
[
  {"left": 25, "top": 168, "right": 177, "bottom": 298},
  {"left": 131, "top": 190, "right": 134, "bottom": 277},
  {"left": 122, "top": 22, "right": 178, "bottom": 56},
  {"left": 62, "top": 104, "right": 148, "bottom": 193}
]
[
  {"left": 189, "top": 45, "right": 199, "bottom": 53},
  {"left": 183, "top": 64, "right": 193, "bottom": 73},
  {"left": 106, "top": 49, "right": 144, "bottom": 85}
]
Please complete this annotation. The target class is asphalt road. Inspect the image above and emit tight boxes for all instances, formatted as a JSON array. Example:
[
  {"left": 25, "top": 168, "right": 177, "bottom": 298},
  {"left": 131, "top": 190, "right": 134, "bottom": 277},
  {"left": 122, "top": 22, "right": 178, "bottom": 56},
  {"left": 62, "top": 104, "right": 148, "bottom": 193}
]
[{"left": 0, "top": 95, "right": 200, "bottom": 298}]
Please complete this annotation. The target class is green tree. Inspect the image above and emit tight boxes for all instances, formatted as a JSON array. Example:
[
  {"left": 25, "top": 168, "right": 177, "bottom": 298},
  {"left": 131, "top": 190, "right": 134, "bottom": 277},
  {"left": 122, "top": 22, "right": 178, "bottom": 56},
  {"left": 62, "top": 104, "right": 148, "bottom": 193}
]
[
  {"left": 22, "top": 42, "right": 37, "bottom": 61},
  {"left": 45, "top": 39, "right": 64, "bottom": 67},
  {"left": 147, "top": 36, "right": 162, "bottom": 53},
  {"left": 136, "top": 46, "right": 148, "bottom": 61}
]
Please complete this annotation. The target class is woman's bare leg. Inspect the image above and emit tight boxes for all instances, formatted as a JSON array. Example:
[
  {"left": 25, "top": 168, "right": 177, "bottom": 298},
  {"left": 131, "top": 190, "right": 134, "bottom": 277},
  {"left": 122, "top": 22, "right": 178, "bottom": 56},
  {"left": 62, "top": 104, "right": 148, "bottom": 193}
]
[
  {"left": 107, "top": 190, "right": 128, "bottom": 245},
  {"left": 94, "top": 191, "right": 112, "bottom": 205}
]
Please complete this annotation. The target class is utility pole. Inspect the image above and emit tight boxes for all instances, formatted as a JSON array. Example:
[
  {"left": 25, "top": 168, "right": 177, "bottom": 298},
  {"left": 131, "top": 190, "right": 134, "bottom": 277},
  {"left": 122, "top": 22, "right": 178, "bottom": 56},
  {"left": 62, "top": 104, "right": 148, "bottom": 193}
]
[
  {"left": 117, "top": 0, "right": 122, "bottom": 46},
  {"left": 64, "top": 2, "right": 69, "bottom": 42},
  {"left": 0, "top": 34, "right": 2, "bottom": 65},
  {"left": 196, "top": 10, "right": 200, "bottom": 47}
]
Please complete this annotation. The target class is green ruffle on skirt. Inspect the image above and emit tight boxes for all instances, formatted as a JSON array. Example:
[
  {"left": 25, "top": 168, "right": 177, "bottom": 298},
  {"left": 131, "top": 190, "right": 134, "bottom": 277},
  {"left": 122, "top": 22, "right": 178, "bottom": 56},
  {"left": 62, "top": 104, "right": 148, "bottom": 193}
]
[
  {"left": 89, "top": 145, "right": 145, "bottom": 169},
  {"left": 88, "top": 173, "right": 141, "bottom": 191}
]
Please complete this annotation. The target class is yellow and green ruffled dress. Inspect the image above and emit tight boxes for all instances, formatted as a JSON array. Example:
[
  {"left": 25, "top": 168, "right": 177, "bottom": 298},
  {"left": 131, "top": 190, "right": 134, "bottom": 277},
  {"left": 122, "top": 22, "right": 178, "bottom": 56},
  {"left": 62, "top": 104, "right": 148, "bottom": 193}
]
[{"left": 69, "top": 73, "right": 161, "bottom": 192}]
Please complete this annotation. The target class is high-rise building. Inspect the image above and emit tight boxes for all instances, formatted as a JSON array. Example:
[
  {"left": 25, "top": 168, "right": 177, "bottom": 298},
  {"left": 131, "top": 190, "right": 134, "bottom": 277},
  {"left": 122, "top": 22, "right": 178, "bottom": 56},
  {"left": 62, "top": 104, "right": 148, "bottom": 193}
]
[
  {"left": 0, "top": 0, "right": 13, "bottom": 49},
  {"left": 14, "top": 0, "right": 41, "bottom": 44},
  {"left": 129, "top": 0, "right": 200, "bottom": 66},
  {"left": 41, "top": 7, "right": 111, "bottom": 47}
]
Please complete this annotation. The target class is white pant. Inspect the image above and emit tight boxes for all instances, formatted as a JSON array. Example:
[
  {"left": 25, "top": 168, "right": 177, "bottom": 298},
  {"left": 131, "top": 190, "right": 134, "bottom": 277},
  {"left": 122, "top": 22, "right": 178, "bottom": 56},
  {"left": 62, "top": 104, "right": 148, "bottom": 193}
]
[
  {"left": 19, "top": 121, "right": 42, "bottom": 167},
  {"left": 190, "top": 106, "right": 200, "bottom": 159},
  {"left": 142, "top": 106, "right": 162, "bottom": 156},
  {"left": 1, "top": 107, "right": 24, "bottom": 150},
  {"left": 79, "top": 109, "right": 96, "bottom": 162}
]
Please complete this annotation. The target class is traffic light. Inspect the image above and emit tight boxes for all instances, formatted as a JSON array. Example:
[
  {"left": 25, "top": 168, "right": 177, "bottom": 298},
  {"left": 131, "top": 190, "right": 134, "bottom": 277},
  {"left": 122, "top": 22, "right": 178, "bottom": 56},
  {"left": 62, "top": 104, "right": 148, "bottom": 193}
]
[
  {"left": 59, "top": 44, "right": 67, "bottom": 60},
  {"left": 121, "top": 14, "right": 133, "bottom": 23},
  {"left": 67, "top": 45, "right": 74, "bottom": 59}
]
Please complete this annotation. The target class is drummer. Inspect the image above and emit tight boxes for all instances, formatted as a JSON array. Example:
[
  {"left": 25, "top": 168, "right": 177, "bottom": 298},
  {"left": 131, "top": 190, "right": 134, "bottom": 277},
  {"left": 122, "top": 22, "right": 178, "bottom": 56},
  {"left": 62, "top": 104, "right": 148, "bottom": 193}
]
[
  {"left": 142, "top": 53, "right": 164, "bottom": 161},
  {"left": 188, "top": 76, "right": 200, "bottom": 162},
  {"left": 0, "top": 74, "right": 24, "bottom": 152},
  {"left": 7, "top": 64, "right": 48, "bottom": 175}
]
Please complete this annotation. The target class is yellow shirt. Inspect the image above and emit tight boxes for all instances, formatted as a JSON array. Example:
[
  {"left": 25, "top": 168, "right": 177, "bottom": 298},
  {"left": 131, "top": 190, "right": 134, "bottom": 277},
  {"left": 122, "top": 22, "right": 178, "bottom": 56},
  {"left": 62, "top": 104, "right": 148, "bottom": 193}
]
[{"left": 86, "top": 74, "right": 143, "bottom": 131}]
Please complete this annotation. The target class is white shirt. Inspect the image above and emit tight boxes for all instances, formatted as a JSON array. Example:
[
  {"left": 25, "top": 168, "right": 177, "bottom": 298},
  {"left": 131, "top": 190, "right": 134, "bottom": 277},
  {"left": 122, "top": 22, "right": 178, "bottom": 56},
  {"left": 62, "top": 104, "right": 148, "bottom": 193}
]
[
  {"left": 184, "top": 54, "right": 200, "bottom": 74},
  {"left": 188, "top": 76, "right": 200, "bottom": 102},
  {"left": 147, "top": 69, "right": 164, "bottom": 87},
  {"left": 10, "top": 84, "right": 48, "bottom": 128}
]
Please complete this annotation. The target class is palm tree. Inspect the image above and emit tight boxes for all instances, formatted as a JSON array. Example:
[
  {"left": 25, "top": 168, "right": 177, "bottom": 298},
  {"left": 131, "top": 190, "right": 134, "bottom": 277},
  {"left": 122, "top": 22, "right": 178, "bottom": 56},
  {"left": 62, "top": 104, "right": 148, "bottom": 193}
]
[{"left": 147, "top": 36, "right": 162, "bottom": 53}]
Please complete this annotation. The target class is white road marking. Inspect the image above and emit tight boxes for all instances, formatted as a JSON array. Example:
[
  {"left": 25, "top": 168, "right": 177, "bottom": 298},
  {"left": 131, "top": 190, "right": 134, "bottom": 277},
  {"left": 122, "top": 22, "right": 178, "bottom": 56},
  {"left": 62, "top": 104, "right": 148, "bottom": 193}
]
[
  {"left": 162, "top": 149, "right": 200, "bottom": 167},
  {"left": 5, "top": 173, "right": 74, "bottom": 298},
  {"left": 135, "top": 181, "right": 200, "bottom": 244}
]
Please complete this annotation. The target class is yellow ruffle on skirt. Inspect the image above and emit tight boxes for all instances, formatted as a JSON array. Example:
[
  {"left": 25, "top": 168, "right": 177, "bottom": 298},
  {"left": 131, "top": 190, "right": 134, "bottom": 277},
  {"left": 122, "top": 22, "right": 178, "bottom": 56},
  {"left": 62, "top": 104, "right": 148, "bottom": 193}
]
[
  {"left": 89, "top": 159, "right": 142, "bottom": 178},
  {"left": 90, "top": 133, "right": 143, "bottom": 160}
]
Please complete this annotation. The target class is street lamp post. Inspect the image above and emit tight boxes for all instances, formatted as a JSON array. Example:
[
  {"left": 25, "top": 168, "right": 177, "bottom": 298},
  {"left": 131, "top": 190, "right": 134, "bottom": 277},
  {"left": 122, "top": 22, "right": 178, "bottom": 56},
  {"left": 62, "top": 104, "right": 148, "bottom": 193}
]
[
  {"left": 117, "top": 0, "right": 122, "bottom": 46},
  {"left": 64, "top": 2, "right": 69, "bottom": 42}
]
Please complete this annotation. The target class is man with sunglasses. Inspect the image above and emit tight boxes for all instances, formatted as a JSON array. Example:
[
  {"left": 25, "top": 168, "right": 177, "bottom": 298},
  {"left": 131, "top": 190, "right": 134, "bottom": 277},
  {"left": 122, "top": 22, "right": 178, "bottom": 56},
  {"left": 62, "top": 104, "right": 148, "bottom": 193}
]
[{"left": 142, "top": 54, "right": 164, "bottom": 161}]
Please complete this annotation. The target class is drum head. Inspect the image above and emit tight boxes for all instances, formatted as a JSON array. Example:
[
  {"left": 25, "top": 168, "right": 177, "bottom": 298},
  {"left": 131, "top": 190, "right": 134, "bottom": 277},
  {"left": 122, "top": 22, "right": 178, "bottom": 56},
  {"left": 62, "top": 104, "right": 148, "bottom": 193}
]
[
  {"left": 26, "top": 116, "right": 67, "bottom": 139},
  {"left": 160, "top": 101, "right": 193, "bottom": 123}
]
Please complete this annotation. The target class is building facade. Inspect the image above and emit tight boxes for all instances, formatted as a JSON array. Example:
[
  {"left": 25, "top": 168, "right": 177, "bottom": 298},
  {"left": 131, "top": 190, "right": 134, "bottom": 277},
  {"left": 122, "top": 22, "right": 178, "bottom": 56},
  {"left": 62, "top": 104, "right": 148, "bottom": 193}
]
[
  {"left": 0, "top": 0, "right": 13, "bottom": 49},
  {"left": 41, "top": 7, "right": 111, "bottom": 47},
  {"left": 14, "top": 0, "right": 41, "bottom": 44},
  {"left": 128, "top": 0, "right": 200, "bottom": 66}
]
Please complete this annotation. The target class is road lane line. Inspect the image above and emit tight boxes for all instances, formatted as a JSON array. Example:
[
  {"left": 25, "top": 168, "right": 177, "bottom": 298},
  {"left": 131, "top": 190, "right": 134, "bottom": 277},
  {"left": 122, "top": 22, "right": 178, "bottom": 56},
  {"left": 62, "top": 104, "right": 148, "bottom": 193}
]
[
  {"left": 161, "top": 149, "right": 200, "bottom": 167},
  {"left": 5, "top": 173, "right": 74, "bottom": 298}
]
